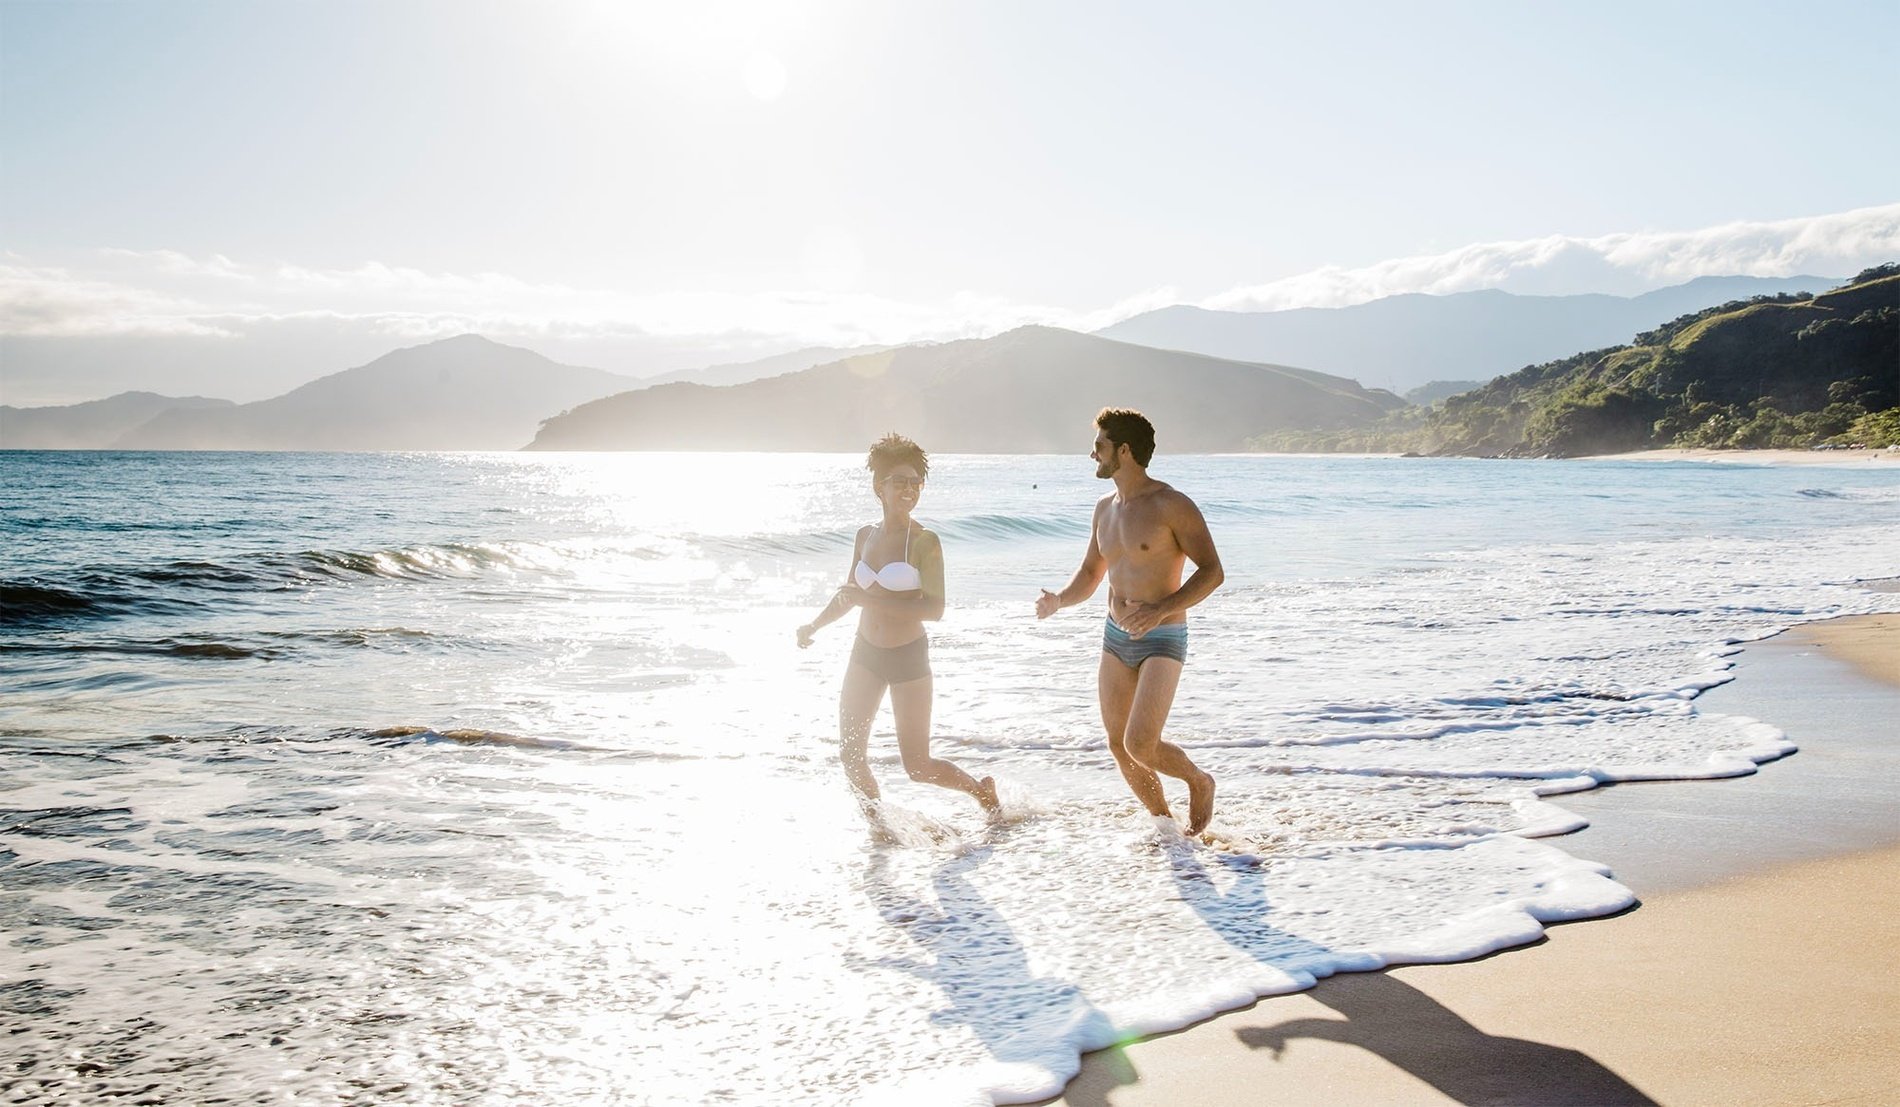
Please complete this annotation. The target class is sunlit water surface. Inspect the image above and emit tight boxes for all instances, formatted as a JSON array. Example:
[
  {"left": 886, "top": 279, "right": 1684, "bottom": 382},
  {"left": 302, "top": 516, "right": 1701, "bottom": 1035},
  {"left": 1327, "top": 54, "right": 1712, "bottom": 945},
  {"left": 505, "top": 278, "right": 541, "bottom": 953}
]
[{"left": 4, "top": 451, "right": 1898, "bottom": 1105}]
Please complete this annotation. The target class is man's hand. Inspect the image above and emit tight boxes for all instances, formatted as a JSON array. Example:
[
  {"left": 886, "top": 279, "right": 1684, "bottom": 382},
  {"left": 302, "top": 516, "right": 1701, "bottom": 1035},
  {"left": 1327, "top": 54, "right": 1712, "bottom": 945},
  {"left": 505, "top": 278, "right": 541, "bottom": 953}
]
[
  {"left": 1117, "top": 601, "right": 1169, "bottom": 638},
  {"left": 1035, "top": 589, "right": 1060, "bottom": 619},
  {"left": 1237, "top": 1026, "right": 1291, "bottom": 1060}
]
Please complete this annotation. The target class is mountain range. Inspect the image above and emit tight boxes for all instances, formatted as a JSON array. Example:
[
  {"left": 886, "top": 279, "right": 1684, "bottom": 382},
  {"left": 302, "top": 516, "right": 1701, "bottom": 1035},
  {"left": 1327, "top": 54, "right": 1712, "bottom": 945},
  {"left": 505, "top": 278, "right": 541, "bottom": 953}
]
[
  {"left": 6, "top": 336, "right": 629, "bottom": 451},
  {"left": 526, "top": 325, "right": 1405, "bottom": 452},
  {"left": 1097, "top": 275, "right": 1842, "bottom": 393},
  {"left": 0, "top": 391, "right": 235, "bottom": 449},
  {"left": 631, "top": 343, "right": 896, "bottom": 389},
  {"left": 7, "top": 274, "right": 1880, "bottom": 454},
  {"left": 0, "top": 340, "right": 898, "bottom": 450}
]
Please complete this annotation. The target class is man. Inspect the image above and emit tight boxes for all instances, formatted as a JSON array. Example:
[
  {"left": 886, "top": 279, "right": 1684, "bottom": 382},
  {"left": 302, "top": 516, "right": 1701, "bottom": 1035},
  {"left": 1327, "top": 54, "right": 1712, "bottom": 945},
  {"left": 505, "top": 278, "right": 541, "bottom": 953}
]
[{"left": 1036, "top": 408, "right": 1223, "bottom": 834}]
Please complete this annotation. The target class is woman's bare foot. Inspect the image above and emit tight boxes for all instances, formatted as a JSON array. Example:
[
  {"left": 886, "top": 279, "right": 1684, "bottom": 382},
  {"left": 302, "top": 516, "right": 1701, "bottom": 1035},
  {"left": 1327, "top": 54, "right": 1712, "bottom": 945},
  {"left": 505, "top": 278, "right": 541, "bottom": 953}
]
[
  {"left": 1185, "top": 769, "right": 1215, "bottom": 835},
  {"left": 975, "top": 776, "right": 1002, "bottom": 816}
]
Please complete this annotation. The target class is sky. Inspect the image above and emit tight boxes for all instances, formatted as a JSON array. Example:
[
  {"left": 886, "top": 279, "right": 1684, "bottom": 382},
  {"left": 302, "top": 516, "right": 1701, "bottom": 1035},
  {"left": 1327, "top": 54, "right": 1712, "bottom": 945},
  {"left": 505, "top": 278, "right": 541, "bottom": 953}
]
[{"left": 3, "top": 0, "right": 1898, "bottom": 403}]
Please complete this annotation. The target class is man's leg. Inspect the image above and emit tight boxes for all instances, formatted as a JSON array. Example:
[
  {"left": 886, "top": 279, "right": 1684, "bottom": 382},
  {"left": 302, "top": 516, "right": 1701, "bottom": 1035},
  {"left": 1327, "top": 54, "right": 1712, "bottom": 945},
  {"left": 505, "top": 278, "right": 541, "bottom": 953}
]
[
  {"left": 1120, "top": 657, "right": 1215, "bottom": 834},
  {"left": 1099, "top": 651, "right": 1169, "bottom": 818}
]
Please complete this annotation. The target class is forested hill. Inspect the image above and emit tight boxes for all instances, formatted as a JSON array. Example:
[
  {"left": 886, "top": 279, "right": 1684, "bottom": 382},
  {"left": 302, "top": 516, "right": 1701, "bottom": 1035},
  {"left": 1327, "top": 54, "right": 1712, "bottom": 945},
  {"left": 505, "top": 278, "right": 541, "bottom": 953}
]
[{"left": 1254, "top": 265, "right": 1900, "bottom": 457}]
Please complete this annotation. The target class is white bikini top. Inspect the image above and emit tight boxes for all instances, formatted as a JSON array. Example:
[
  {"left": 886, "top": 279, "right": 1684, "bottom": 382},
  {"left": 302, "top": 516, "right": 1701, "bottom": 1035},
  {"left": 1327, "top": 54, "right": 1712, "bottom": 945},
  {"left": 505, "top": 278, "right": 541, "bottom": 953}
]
[{"left": 855, "top": 524, "right": 923, "bottom": 592}]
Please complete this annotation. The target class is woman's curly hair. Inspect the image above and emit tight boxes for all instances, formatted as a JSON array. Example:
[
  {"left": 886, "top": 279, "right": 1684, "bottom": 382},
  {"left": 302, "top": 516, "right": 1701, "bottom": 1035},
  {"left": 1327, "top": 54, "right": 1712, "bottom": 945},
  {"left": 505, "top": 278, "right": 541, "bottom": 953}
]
[{"left": 865, "top": 432, "right": 928, "bottom": 482}]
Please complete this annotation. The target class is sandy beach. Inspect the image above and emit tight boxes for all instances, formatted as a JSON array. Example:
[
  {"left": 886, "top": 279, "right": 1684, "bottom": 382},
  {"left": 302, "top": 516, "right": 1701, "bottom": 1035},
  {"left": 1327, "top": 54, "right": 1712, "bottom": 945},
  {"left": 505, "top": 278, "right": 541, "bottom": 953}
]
[
  {"left": 1047, "top": 615, "right": 1900, "bottom": 1106},
  {"left": 1582, "top": 447, "right": 1899, "bottom": 466},
  {"left": 1783, "top": 612, "right": 1900, "bottom": 685}
]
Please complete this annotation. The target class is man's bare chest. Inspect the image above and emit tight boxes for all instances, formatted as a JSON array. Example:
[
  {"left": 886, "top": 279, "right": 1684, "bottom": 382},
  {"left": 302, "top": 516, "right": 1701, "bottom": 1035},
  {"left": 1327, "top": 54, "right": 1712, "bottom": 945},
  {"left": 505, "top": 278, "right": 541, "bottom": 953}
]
[{"left": 1097, "top": 504, "right": 1177, "bottom": 560}]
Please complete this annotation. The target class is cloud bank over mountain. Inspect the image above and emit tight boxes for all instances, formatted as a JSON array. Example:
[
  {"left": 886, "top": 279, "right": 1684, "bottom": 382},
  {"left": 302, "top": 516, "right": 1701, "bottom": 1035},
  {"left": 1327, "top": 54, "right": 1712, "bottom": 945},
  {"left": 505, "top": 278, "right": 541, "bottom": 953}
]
[
  {"left": 1204, "top": 203, "right": 1899, "bottom": 311},
  {"left": 1, "top": 251, "right": 1173, "bottom": 348},
  {"left": 3, "top": 203, "right": 1893, "bottom": 405}
]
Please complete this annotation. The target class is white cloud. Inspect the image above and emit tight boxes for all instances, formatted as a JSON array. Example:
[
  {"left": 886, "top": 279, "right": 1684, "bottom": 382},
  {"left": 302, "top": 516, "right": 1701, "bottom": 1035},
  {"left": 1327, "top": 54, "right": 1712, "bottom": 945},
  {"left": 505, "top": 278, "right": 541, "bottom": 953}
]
[
  {"left": 99, "top": 248, "right": 250, "bottom": 281},
  {"left": 8, "top": 202, "right": 1896, "bottom": 354},
  {"left": 0, "top": 261, "right": 235, "bottom": 337},
  {"left": 3, "top": 249, "right": 1136, "bottom": 348},
  {"left": 1205, "top": 202, "right": 1900, "bottom": 311}
]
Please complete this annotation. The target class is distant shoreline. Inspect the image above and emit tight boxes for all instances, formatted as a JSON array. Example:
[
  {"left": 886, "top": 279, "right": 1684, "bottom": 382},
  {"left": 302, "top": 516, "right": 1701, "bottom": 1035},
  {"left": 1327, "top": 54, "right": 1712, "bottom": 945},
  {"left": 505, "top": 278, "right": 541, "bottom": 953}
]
[
  {"left": 1574, "top": 446, "right": 1899, "bottom": 465},
  {"left": 4, "top": 446, "right": 1897, "bottom": 463}
]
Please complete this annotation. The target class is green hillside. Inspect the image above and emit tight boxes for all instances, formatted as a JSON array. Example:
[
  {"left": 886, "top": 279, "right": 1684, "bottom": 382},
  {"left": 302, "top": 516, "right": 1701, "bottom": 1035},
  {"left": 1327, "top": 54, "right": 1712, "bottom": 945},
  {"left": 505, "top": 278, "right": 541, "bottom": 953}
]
[{"left": 1254, "top": 265, "right": 1899, "bottom": 456}]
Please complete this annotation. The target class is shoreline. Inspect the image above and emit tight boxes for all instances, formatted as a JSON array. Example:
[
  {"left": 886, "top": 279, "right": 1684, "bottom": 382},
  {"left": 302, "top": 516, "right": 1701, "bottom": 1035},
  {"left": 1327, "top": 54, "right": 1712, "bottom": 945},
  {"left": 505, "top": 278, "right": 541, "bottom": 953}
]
[
  {"left": 1053, "top": 845, "right": 1900, "bottom": 1106},
  {"left": 1550, "top": 611, "right": 1900, "bottom": 893},
  {"left": 1047, "top": 614, "right": 1900, "bottom": 1105},
  {"left": 1576, "top": 445, "right": 1899, "bottom": 466}
]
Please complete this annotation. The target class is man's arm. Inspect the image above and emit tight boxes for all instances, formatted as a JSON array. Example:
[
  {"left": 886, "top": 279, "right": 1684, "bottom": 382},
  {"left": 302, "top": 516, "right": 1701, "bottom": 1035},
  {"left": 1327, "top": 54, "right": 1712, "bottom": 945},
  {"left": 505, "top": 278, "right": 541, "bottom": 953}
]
[
  {"left": 1037, "top": 500, "right": 1108, "bottom": 619},
  {"left": 1116, "top": 492, "right": 1223, "bottom": 636}
]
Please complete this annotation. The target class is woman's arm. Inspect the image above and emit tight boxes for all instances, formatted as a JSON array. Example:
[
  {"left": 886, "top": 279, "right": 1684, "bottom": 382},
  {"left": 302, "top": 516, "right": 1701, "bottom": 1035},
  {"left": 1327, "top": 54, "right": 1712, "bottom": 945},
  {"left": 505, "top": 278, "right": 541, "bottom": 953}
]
[
  {"left": 797, "top": 589, "right": 859, "bottom": 647},
  {"left": 797, "top": 527, "right": 870, "bottom": 647}
]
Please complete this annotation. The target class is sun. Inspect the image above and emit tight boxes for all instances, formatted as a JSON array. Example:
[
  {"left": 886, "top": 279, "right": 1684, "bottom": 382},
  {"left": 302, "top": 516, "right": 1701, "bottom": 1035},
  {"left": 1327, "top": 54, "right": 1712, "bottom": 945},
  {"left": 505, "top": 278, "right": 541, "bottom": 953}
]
[
  {"left": 741, "top": 50, "right": 788, "bottom": 101},
  {"left": 566, "top": 0, "right": 807, "bottom": 102}
]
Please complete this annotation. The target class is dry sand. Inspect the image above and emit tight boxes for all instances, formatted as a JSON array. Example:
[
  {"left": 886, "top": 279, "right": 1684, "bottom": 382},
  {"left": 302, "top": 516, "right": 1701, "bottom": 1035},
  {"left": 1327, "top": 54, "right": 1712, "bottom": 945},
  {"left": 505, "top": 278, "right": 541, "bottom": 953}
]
[
  {"left": 1045, "top": 615, "right": 1900, "bottom": 1107},
  {"left": 1581, "top": 446, "right": 1899, "bottom": 466},
  {"left": 1784, "top": 612, "right": 1900, "bottom": 686}
]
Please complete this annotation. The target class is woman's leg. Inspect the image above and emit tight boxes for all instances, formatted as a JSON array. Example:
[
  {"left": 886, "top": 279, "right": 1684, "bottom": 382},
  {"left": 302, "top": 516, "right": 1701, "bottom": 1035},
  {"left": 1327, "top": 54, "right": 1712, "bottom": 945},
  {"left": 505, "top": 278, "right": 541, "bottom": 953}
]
[
  {"left": 839, "top": 661, "right": 886, "bottom": 803},
  {"left": 889, "top": 674, "right": 999, "bottom": 812}
]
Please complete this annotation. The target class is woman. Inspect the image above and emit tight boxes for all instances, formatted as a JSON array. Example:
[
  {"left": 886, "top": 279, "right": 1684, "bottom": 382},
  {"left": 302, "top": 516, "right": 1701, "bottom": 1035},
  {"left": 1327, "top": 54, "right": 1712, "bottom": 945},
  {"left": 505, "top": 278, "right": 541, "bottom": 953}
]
[{"left": 797, "top": 434, "right": 999, "bottom": 815}]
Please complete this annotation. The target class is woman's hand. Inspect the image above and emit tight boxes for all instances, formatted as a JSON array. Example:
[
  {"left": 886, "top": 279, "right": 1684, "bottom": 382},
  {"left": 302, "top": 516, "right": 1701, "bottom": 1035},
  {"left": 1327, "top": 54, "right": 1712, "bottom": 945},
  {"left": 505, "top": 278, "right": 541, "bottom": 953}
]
[{"left": 796, "top": 623, "right": 816, "bottom": 649}]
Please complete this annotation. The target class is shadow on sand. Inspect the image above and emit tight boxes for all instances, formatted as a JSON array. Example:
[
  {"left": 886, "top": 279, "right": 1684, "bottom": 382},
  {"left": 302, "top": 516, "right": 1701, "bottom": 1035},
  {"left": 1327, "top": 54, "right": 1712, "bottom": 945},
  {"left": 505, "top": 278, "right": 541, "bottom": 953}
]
[
  {"left": 1059, "top": 841, "right": 1657, "bottom": 1107},
  {"left": 1231, "top": 969, "right": 1658, "bottom": 1107}
]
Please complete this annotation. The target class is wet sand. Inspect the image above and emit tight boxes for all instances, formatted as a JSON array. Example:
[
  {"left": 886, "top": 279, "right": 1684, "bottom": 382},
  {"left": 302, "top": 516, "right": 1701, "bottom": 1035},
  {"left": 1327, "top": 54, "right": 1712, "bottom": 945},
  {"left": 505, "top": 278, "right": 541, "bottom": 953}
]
[{"left": 1046, "top": 615, "right": 1900, "bottom": 1106}]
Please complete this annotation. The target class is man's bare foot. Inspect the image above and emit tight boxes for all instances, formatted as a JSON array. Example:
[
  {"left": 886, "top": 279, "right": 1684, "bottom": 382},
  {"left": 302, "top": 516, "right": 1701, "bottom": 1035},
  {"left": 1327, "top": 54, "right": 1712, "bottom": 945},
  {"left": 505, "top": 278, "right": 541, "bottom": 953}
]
[
  {"left": 975, "top": 776, "right": 1002, "bottom": 816},
  {"left": 1185, "top": 769, "right": 1215, "bottom": 836}
]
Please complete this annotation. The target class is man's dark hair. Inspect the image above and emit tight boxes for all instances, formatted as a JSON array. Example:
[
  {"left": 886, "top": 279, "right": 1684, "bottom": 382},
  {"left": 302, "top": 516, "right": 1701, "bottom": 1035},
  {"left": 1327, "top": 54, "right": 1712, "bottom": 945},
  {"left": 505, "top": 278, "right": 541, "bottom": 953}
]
[
  {"left": 866, "top": 432, "right": 929, "bottom": 481},
  {"left": 1096, "top": 407, "right": 1155, "bottom": 467}
]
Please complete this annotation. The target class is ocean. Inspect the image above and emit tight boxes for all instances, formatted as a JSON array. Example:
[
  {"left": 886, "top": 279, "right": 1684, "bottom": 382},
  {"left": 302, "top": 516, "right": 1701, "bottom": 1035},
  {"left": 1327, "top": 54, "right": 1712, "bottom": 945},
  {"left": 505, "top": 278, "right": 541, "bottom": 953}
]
[{"left": 4, "top": 450, "right": 1898, "bottom": 1106}]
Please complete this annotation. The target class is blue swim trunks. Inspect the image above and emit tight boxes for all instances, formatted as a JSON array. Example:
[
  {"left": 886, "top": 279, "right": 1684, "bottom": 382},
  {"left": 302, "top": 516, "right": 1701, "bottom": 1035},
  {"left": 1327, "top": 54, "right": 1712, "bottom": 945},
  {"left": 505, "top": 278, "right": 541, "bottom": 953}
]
[{"left": 1102, "top": 616, "right": 1188, "bottom": 668}]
